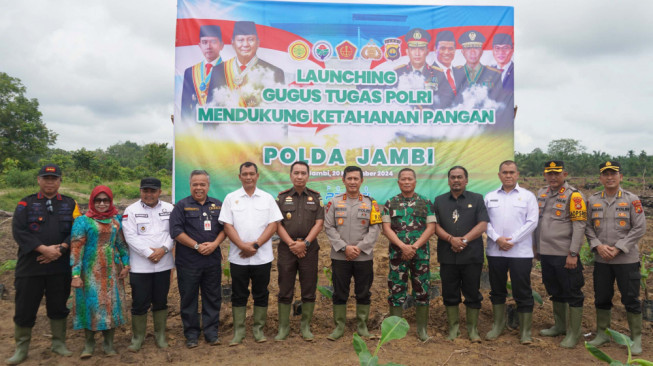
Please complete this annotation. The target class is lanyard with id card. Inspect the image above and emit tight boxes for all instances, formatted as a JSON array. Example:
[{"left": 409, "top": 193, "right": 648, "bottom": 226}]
[{"left": 202, "top": 211, "right": 212, "bottom": 231}]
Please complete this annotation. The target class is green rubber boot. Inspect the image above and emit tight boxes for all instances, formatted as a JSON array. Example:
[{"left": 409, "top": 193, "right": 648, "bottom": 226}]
[
  {"left": 50, "top": 318, "right": 72, "bottom": 357},
  {"left": 152, "top": 309, "right": 169, "bottom": 348},
  {"left": 327, "top": 305, "right": 347, "bottom": 341},
  {"left": 627, "top": 312, "right": 642, "bottom": 355},
  {"left": 485, "top": 304, "right": 506, "bottom": 340},
  {"left": 445, "top": 306, "right": 460, "bottom": 341},
  {"left": 588, "top": 309, "right": 611, "bottom": 347},
  {"left": 275, "top": 303, "right": 291, "bottom": 341},
  {"left": 415, "top": 305, "right": 430, "bottom": 342},
  {"left": 102, "top": 329, "right": 117, "bottom": 356},
  {"left": 80, "top": 330, "right": 95, "bottom": 359},
  {"left": 389, "top": 305, "right": 403, "bottom": 318},
  {"left": 229, "top": 306, "right": 246, "bottom": 346},
  {"left": 356, "top": 304, "right": 372, "bottom": 338},
  {"left": 540, "top": 301, "right": 567, "bottom": 337},
  {"left": 128, "top": 314, "right": 147, "bottom": 352},
  {"left": 5, "top": 325, "right": 31, "bottom": 365},
  {"left": 466, "top": 307, "right": 481, "bottom": 343},
  {"left": 252, "top": 306, "right": 268, "bottom": 343},
  {"left": 518, "top": 312, "right": 533, "bottom": 344},
  {"left": 560, "top": 306, "right": 582, "bottom": 348},
  {"left": 300, "top": 302, "right": 315, "bottom": 341}
]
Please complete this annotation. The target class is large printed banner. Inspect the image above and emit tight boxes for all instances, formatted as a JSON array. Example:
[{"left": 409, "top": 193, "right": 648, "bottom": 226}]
[{"left": 174, "top": 0, "right": 514, "bottom": 203}]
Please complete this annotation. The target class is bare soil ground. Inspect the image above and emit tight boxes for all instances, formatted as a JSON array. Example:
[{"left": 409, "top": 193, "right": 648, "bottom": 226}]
[{"left": 0, "top": 176, "right": 652, "bottom": 365}]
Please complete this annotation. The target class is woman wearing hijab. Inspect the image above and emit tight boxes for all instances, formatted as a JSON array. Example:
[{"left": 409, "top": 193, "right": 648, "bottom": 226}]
[{"left": 70, "top": 186, "right": 130, "bottom": 359}]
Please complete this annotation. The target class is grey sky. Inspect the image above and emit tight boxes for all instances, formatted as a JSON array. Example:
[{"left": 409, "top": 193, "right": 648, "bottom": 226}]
[{"left": 1, "top": 0, "right": 650, "bottom": 155}]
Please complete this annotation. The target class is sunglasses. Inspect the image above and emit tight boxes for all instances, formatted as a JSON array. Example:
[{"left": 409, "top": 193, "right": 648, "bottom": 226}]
[{"left": 94, "top": 198, "right": 111, "bottom": 204}]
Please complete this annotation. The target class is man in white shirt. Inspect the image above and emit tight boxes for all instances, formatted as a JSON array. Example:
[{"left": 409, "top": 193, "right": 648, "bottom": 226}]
[
  {"left": 484, "top": 161, "right": 538, "bottom": 344},
  {"left": 218, "top": 162, "right": 283, "bottom": 345},
  {"left": 122, "top": 178, "right": 175, "bottom": 351}
]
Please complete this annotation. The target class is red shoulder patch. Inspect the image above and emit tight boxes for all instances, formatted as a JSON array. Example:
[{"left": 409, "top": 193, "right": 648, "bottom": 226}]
[
  {"left": 17, "top": 201, "right": 27, "bottom": 207},
  {"left": 633, "top": 200, "right": 643, "bottom": 214}
]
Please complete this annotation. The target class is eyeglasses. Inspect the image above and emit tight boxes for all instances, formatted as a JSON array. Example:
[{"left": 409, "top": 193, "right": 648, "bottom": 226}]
[
  {"left": 94, "top": 198, "right": 111, "bottom": 204},
  {"left": 46, "top": 199, "right": 53, "bottom": 214}
]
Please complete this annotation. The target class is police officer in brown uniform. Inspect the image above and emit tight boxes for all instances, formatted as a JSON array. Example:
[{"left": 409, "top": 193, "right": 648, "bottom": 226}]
[
  {"left": 535, "top": 160, "right": 587, "bottom": 348},
  {"left": 324, "top": 166, "right": 382, "bottom": 341},
  {"left": 586, "top": 161, "right": 646, "bottom": 355},
  {"left": 275, "top": 161, "right": 324, "bottom": 342}
]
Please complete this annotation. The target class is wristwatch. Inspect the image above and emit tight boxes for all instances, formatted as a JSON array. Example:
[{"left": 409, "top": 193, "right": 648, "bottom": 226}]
[
  {"left": 194, "top": 243, "right": 200, "bottom": 250},
  {"left": 253, "top": 242, "right": 260, "bottom": 250},
  {"left": 163, "top": 246, "right": 169, "bottom": 254},
  {"left": 305, "top": 240, "right": 311, "bottom": 248},
  {"left": 570, "top": 251, "right": 578, "bottom": 257},
  {"left": 462, "top": 238, "right": 468, "bottom": 244}
]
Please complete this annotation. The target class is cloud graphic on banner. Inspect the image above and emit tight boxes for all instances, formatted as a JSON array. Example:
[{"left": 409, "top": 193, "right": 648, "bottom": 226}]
[
  {"left": 211, "top": 67, "right": 285, "bottom": 108},
  {"left": 452, "top": 84, "right": 502, "bottom": 112}
]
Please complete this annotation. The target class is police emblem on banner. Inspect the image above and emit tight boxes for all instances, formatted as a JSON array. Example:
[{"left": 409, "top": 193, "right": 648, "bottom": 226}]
[
  {"left": 288, "top": 40, "right": 310, "bottom": 61},
  {"left": 361, "top": 40, "right": 382, "bottom": 61},
  {"left": 336, "top": 40, "right": 357, "bottom": 60},
  {"left": 312, "top": 40, "right": 333, "bottom": 62},
  {"left": 384, "top": 38, "right": 401, "bottom": 61}
]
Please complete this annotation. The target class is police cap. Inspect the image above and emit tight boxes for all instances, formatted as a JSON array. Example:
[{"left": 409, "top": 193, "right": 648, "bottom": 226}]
[
  {"left": 458, "top": 30, "right": 485, "bottom": 48},
  {"left": 38, "top": 164, "right": 62, "bottom": 177},
  {"left": 405, "top": 28, "right": 430, "bottom": 48},
  {"left": 599, "top": 161, "right": 621, "bottom": 173},
  {"left": 543, "top": 160, "right": 564, "bottom": 173}
]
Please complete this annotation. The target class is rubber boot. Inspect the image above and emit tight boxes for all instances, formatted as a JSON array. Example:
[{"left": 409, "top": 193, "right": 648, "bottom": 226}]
[
  {"left": 518, "top": 312, "right": 533, "bottom": 344},
  {"left": 102, "top": 329, "right": 117, "bottom": 356},
  {"left": 152, "top": 309, "right": 169, "bottom": 348},
  {"left": 80, "top": 330, "right": 95, "bottom": 359},
  {"left": 300, "top": 302, "right": 315, "bottom": 341},
  {"left": 560, "top": 306, "right": 582, "bottom": 348},
  {"left": 627, "top": 312, "right": 642, "bottom": 355},
  {"left": 415, "top": 305, "right": 430, "bottom": 342},
  {"left": 275, "top": 303, "right": 291, "bottom": 341},
  {"left": 229, "top": 307, "right": 246, "bottom": 346},
  {"left": 327, "top": 305, "right": 347, "bottom": 341},
  {"left": 356, "top": 304, "right": 372, "bottom": 338},
  {"left": 540, "top": 301, "right": 567, "bottom": 337},
  {"left": 485, "top": 304, "right": 506, "bottom": 340},
  {"left": 128, "top": 314, "right": 147, "bottom": 352},
  {"left": 466, "top": 307, "right": 481, "bottom": 343},
  {"left": 50, "top": 318, "right": 72, "bottom": 357},
  {"left": 588, "top": 309, "right": 611, "bottom": 347},
  {"left": 389, "top": 306, "right": 403, "bottom": 318},
  {"left": 252, "top": 306, "right": 268, "bottom": 343},
  {"left": 445, "top": 306, "right": 460, "bottom": 341},
  {"left": 5, "top": 325, "right": 31, "bottom": 365}
]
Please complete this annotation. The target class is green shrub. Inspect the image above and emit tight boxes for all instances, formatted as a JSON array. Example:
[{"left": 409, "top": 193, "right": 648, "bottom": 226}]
[{"left": 2, "top": 169, "right": 38, "bottom": 188}]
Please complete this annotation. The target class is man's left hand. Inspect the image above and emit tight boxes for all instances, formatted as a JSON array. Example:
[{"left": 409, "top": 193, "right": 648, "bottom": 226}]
[
  {"left": 198, "top": 242, "right": 218, "bottom": 256},
  {"left": 148, "top": 247, "right": 167, "bottom": 262},
  {"left": 239, "top": 242, "right": 257, "bottom": 258},
  {"left": 564, "top": 255, "right": 578, "bottom": 269}
]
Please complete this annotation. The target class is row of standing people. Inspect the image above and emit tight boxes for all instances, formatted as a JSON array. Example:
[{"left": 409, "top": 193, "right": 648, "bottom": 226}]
[{"left": 7, "top": 159, "right": 646, "bottom": 363}]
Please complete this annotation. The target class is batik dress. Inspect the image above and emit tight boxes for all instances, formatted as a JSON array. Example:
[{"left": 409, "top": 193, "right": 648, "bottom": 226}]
[{"left": 70, "top": 214, "right": 129, "bottom": 330}]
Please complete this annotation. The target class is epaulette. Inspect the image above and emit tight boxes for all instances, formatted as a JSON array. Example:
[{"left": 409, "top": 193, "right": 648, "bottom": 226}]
[
  {"left": 277, "top": 188, "right": 292, "bottom": 196},
  {"left": 431, "top": 65, "right": 444, "bottom": 72},
  {"left": 393, "top": 64, "right": 408, "bottom": 71},
  {"left": 306, "top": 187, "right": 320, "bottom": 196},
  {"left": 486, "top": 65, "right": 501, "bottom": 73}
]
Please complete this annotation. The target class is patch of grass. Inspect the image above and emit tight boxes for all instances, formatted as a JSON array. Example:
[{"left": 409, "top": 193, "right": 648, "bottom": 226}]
[
  {"left": 0, "top": 187, "right": 38, "bottom": 212},
  {"left": 0, "top": 260, "right": 16, "bottom": 275}
]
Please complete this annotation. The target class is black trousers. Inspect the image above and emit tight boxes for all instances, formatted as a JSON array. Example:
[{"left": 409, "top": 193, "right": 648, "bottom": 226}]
[
  {"left": 176, "top": 265, "right": 222, "bottom": 341},
  {"left": 541, "top": 255, "right": 584, "bottom": 307},
  {"left": 594, "top": 262, "right": 641, "bottom": 314},
  {"left": 231, "top": 262, "right": 271, "bottom": 307},
  {"left": 130, "top": 270, "right": 171, "bottom": 315},
  {"left": 14, "top": 273, "right": 71, "bottom": 327},
  {"left": 331, "top": 259, "right": 373, "bottom": 305},
  {"left": 440, "top": 263, "right": 483, "bottom": 308},
  {"left": 277, "top": 242, "right": 319, "bottom": 304},
  {"left": 487, "top": 256, "right": 534, "bottom": 312}
]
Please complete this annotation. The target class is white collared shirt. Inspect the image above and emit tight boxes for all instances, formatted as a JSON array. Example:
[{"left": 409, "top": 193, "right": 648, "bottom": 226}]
[
  {"left": 484, "top": 183, "right": 538, "bottom": 258},
  {"left": 434, "top": 60, "right": 455, "bottom": 83},
  {"left": 218, "top": 187, "right": 282, "bottom": 265},
  {"left": 123, "top": 199, "right": 175, "bottom": 273}
]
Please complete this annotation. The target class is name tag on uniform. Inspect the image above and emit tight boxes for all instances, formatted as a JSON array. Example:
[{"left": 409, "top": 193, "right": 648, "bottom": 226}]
[{"left": 204, "top": 220, "right": 211, "bottom": 231}]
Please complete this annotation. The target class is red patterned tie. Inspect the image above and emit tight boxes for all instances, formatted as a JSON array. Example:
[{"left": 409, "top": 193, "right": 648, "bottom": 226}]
[
  {"left": 205, "top": 63, "right": 213, "bottom": 75},
  {"left": 446, "top": 68, "right": 457, "bottom": 96}
]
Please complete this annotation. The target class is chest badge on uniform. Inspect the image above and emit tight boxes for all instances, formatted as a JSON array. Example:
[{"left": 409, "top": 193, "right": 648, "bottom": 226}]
[
  {"left": 594, "top": 220, "right": 600, "bottom": 227},
  {"left": 140, "top": 225, "right": 147, "bottom": 232},
  {"left": 467, "top": 204, "right": 472, "bottom": 208},
  {"left": 337, "top": 218, "right": 344, "bottom": 225},
  {"left": 452, "top": 209, "right": 459, "bottom": 223},
  {"left": 555, "top": 210, "right": 562, "bottom": 216},
  {"left": 619, "top": 220, "right": 626, "bottom": 226},
  {"left": 308, "top": 196, "right": 313, "bottom": 201},
  {"left": 286, "top": 212, "right": 292, "bottom": 220},
  {"left": 361, "top": 220, "right": 366, "bottom": 225}
]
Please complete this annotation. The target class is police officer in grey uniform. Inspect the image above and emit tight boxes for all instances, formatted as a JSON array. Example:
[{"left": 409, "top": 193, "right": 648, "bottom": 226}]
[
  {"left": 586, "top": 161, "right": 646, "bottom": 355},
  {"left": 535, "top": 160, "right": 587, "bottom": 348},
  {"left": 324, "top": 166, "right": 381, "bottom": 340}
]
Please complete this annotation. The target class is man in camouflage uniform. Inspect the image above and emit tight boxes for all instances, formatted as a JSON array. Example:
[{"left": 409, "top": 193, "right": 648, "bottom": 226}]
[
  {"left": 382, "top": 168, "right": 436, "bottom": 341},
  {"left": 535, "top": 160, "right": 587, "bottom": 349},
  {"left": 586, "top": 161, "right": 646, "bottom": 355}
]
